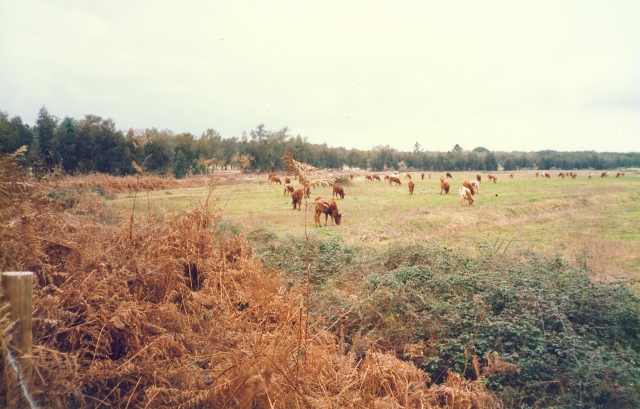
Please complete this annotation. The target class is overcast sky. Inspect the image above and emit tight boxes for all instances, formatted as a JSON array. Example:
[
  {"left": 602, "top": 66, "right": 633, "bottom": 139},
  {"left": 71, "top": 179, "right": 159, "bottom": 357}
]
[{"left": 1, "top": 1, "right": 638, "bottom": 152}]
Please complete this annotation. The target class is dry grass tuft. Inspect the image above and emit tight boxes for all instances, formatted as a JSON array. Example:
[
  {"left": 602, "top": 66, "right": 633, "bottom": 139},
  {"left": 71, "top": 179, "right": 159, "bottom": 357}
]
[{"left": 43, "top": 172, "right": 219, "bottom": 194}]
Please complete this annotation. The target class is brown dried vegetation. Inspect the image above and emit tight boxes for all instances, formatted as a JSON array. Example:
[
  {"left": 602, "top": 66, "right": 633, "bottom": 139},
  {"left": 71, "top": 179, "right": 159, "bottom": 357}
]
[{"left": 0, "top": 151, "right": 501, "bottom": 408}]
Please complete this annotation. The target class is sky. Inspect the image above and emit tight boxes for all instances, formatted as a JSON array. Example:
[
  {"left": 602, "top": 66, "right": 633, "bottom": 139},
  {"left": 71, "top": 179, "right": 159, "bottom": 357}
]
[{"left": 1, "top": 1, "right": 639, "bottom": 153}]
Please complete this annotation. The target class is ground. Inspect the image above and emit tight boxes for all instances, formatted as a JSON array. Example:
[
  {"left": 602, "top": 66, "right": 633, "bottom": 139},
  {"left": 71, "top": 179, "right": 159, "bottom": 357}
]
[{"left": 106, "top": 170, "right": 640, "bottom": 284}]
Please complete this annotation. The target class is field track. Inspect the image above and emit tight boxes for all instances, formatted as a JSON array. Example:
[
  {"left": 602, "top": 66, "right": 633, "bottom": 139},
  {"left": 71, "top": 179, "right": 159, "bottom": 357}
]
[{"left": 107, "top": 170, "right": 640, "bottom": 283}]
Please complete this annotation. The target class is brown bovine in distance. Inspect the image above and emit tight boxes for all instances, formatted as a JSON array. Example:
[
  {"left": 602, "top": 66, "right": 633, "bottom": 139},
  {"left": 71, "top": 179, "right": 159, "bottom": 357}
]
[
  {"left": 292, "top": 189, "right": 303, "bottom": 211},
  {"left": 314, "top": 197, "right": 342, "bottom": 227}
]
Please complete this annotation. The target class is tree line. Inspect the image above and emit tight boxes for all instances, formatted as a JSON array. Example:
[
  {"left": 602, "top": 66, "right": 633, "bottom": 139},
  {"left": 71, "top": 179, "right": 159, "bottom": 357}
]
[{"left": 1, "top": 107, "right": 639, "bottom": 178}]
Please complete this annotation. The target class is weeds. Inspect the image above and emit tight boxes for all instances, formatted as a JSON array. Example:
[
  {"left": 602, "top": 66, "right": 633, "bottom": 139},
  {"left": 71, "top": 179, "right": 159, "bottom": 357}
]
[
  {"left": 1, "top": 151, "right": 502, "bottom": 408},
  {"left": 254, "top": 234, "right": 640, "bottom": 408}
]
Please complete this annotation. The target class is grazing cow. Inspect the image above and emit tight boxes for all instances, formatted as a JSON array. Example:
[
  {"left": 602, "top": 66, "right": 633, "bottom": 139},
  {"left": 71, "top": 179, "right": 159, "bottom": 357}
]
[
  {"left": 446, "top": 172, "right": 453, "bottom": 179},
  {"left": 476, "top": 174, "right": 482, "bottom": 182},
  {"left": 439, "top": 176, "right": 450, "bottom": 195},
  {"left": 421, "top": 172, "right": 425, "bottom": 180},
  {"left": 601, "top": 171, "right": 609, "bottom": 177},
  {"left": 405, "top": 173, "right": 412, "bottom": 180},
  {"left": 616, "top": 172, "right": 621, "bottom": 177},
  {"left": 536, "top": 172, "right": 539, "bottom": 178},
  {"left": 283, "top": 183, "right": 294, "bottom": 195},
  {"left": 569, "top": 172, "right": 574, "bottom": 177},
  {"left": 429, "top": 173, "right": 432, "bottom": 179},
  {"left": 509, "top": 173, "right": 514, "bottom": 179},
  {"left": 621, "top": 172, "right": 625, "bottom": 176},
  {"left": 572, "top": 173, "right": 577, "bottom": 179},
  {"left": 487, "top": 174, "right": 495, "bottom": 181},
  {"left": 408, "top": 180, "right": 415, "bottom": 195},
  {"left": 558, "top": 172, "right": 565, "bottom": 179},
  {"left": 373, "top": 174, "right": 381, "bottom": 181},
  {"left": 350, "top": 174, "right": 354, "bottom": 180},
  {"left": 314, "top": 197, "right": 342, "bottom": 227},
  {"left": 459, "top": 187, "right": 474, "bottom": 206},
  {"left": 543, "top": 172, "right": 551, "bottom": 179},
  {"left": 462, "top": 180, "right": 476, "bottom": 195},
  {"left": 588, "top": 172, "right": 593, "bottom": 179},
  {"left": 284, "top": 177, "right": 291, "bottom": 184},
  {"left": 365, "top": 174, "right": 373, "bottom": 182},
  {"left": 303, "top": 184, "right": 311, "bottom": 199},
  {"left": 332, "top": 185, "right": 345, "bottom": 199},
  {"left": 292, "top": 189, "right": 303, "bottom": 211},
  {"left": 470, "top": 180, "right": 480, "bottom": 193},
  {"left": 384, "top": 175, "right": 389, "bottom": 181},
  {"left": 388, "top": 176, "right": 402, "bottom": 186},
  {"left": 271, "top": 175, "right": 282, "bottom": 185},
  {"left": 268, "top": 172, "right": 276, "bottom": 181}
]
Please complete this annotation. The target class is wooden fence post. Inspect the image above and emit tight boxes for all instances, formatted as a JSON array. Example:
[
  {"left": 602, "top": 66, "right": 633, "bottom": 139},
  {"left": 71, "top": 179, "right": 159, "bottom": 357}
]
[{"left": 2, "top": 271, "right": 33, "bottom": 408}]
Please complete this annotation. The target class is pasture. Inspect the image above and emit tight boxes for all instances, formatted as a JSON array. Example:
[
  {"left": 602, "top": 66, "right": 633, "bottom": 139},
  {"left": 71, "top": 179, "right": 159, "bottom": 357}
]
[{"left": 107, "top": 170, "right": 640, "bottom": 282}]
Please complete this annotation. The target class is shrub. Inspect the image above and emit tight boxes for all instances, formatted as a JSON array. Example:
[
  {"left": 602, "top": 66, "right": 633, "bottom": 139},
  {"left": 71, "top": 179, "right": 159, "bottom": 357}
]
[{"left": 256, "top": 237, "right": 640, "bottom": 408}]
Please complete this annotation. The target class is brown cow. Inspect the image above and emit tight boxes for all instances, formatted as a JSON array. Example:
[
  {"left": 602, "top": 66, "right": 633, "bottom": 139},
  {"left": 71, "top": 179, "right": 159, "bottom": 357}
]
[
  {"left": 439, "top": 176, "right": 450, "bottom": 195},
  {"left": 405, "top": 173, "right": 412, "bottom": 180},
  {"left": 476, "top": 174, "right": 481, "bottom": 182},
  {"left": 365, "top": 174, "right": 373, "bottom": 182},
  {"left": 429, "top": 173, "right": 432, "bottom": 179},
  {"left": 621, "top": 172, "right": 625, "bottom": 176},
  {"left": 572, "top": 173, "right": 577, "bottom": 179},
  {"left": 303, "top": 184, "right": 311, "bottom": 199},
  {"left": 588, "top": 172, "right": 593, "bottom": 179},
  {"left": 284, "top": 177, "right": 291, "bottom": 184},
  {"left": 268, "top": 172, "right": 276, "bottom": 180},
  {"left": 543, "top": 172, "right": 551, "bottom": 179},
  {"left": 314, "top": 197, "right": 342, "bottom": 227},
  {"left": 388, "top": 176, "right": 402, "bottom": 186},
  {"left": 487, "top": 174, "right": 495, "bottom": 181},
  {"left": 569, "top": 172, "right": 574, "bottom": 177},
  {"left": 421, "top": 172, "right": 425, "bottom": 180},
  {"left": 373, "top": 174, "right": 381, "bottom": 181},
  {"left": 509, "top": 173, "right": 514, "bottom": 179},
  {"left": 292, "top": 189, "right": 303, "bottom": 211},
  {"left": 271, "top": 175, "right": 282, "bottom": 185},
  {"left": 332, "top": 185, "right": 345, "bottom": 199},
  {"left": 350, "top": 174, "right": 354, "bottom": 180},
  {"left": 616, "top": 172, "right": 621, "bottom": 177},
  {"left": 283, "top": 183, "right": 294, "bottom": 195},
  {"left": 536, "top": 172, "right": 539, "bottom": 178},
  {"left": 408, "top": 180, "right": 415, "bottom": 195},
  {"left": 462, "top": 181, "right": 476, "bottom": 195},
  {"left": 559, "top": 172, "right": 565, "bottom": 179},
  {"left": 446, "top": 172, "right": 453, "bottom": 178},
  {"left": 601, "top": 171, "right": 609, "bottom": 177},
  {"left": 493, "top": 176, "right": 497, "bottom": 183},
  {"left": 459, "top": 186, "right": 474, "bottom": 206}
]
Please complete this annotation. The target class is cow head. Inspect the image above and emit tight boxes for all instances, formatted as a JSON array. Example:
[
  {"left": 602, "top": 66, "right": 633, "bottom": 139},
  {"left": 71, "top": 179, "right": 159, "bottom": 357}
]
[{"left": 334, "top": 213, "right": 342, "bottom": 225}]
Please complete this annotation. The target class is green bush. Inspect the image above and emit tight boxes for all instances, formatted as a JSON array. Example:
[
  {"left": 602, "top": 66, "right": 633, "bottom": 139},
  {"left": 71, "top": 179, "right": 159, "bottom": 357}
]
[{"left": 253, "top": 235, "right": 640, "bottom": 408}]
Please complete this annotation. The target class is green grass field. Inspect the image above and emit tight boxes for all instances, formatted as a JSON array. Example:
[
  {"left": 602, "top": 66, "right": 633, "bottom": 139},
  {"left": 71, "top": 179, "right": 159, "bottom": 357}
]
[{"left": 107, "top": 170, "right": 640, "bottom": 282}]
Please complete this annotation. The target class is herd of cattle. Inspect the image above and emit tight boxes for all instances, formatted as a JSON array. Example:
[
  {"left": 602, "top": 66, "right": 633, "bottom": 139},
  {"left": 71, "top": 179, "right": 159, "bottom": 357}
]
[{"left": 265, "top": 170, "right": 628, "bottom": 227}]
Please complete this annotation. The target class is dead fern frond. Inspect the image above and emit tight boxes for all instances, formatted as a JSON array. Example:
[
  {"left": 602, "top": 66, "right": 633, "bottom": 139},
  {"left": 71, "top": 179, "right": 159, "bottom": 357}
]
[{"left": 282, "top": 153, "right": 337, "bottom": 187}]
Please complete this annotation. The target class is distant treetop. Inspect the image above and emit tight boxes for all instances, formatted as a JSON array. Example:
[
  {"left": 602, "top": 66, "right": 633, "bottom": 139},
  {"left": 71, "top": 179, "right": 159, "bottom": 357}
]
[{"left": 473, "top": 146, "right": 489, "bottom": 153}]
